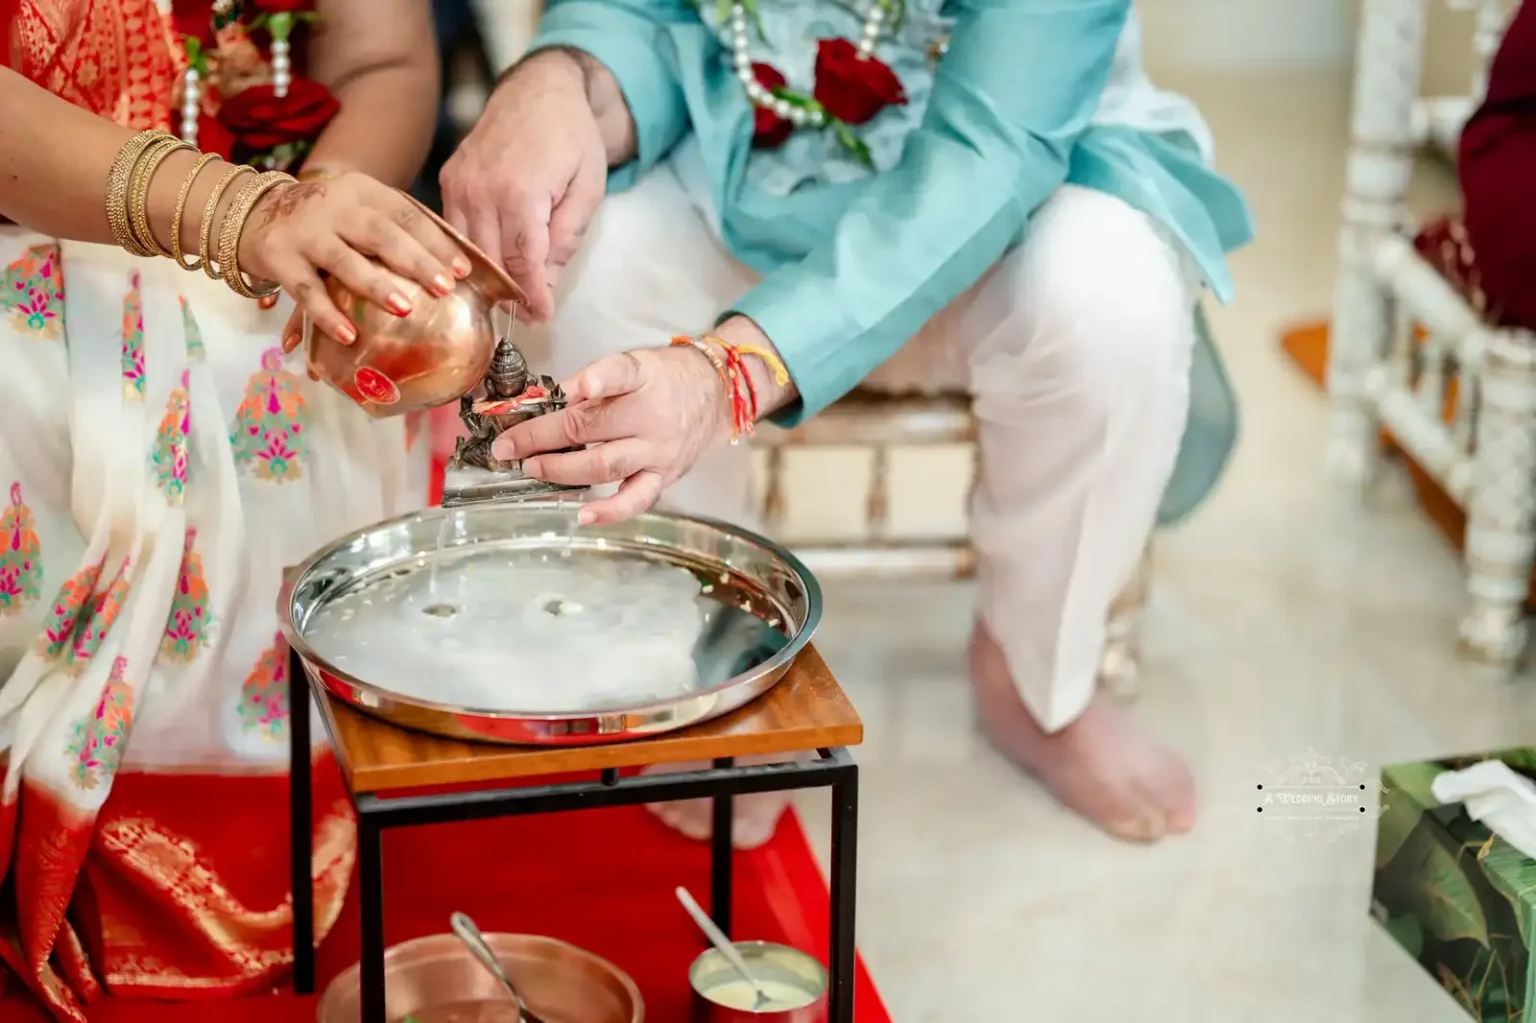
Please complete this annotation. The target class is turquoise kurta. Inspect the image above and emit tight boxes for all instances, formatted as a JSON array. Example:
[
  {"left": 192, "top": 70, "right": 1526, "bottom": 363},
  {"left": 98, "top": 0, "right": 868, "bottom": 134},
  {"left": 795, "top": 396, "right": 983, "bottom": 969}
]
[{"left": 529, "top": 0, "right": 1254, "bottom": 523}]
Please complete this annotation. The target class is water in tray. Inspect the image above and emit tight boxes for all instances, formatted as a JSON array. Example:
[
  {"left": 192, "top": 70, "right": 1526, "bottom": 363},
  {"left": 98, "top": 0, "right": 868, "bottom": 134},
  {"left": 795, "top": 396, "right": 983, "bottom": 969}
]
[{"left": 302, "top": 545, "right": 789, "bottom": 713}]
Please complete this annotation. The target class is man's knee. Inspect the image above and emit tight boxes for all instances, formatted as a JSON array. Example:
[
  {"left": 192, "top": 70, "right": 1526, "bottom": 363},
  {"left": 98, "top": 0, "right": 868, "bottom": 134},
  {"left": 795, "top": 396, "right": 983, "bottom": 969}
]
[{"left": 968, "top": 188, "right": 1196, "bottom": 422}]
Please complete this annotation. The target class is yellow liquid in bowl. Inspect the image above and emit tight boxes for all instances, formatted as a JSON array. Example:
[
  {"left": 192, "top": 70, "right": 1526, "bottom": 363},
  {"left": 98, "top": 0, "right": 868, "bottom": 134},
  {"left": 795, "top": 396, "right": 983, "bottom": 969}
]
[{"left": 701, "top": 977, "right": 819, "bottom": 1012}]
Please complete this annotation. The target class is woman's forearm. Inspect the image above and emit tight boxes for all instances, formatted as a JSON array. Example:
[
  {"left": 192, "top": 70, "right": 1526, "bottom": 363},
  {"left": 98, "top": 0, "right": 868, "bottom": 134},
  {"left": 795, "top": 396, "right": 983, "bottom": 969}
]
[
  {"left": 302, "top": 60, "right": 439, "bottom": 187},
  {"left": 0, "top": 66, "right": 238, "bottom": 254},
  {"left": 302, "top": 0, "right": 441, "bottom": 187}
]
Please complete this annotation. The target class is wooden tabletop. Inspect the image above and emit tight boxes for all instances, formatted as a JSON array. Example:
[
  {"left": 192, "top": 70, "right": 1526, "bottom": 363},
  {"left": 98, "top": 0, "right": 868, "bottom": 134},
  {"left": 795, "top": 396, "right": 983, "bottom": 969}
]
[{"left": 315, "top": 644, "right": 863, "bottom": 794}]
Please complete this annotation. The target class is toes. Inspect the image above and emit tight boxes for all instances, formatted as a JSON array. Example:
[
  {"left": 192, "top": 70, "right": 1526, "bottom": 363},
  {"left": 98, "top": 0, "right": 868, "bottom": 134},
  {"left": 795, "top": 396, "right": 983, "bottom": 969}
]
[
  {"left": 1128, "top": 757, "right": 1198, "bottom": 837},
  {"left": 1105, "top": 812, "right": 1167, "bottom": 843}
]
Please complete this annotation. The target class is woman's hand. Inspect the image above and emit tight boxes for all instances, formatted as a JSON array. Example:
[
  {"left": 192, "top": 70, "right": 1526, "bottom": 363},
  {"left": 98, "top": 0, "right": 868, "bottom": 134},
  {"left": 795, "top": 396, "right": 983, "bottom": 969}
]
[
  {"left": 489, "top": 345, "right": 731, "bottom": 525},
  {"left": 236, "top": 172, "right": 472, "bottom": 347}
]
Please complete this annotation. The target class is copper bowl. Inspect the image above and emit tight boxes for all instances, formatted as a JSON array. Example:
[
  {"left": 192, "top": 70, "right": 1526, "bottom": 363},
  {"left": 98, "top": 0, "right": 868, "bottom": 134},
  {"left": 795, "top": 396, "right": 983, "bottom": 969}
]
[
  {"left": 317, "top": 933, "right": 644, "bottom": 1023},
  {"left": 304, "top": 196, "right": 526, "bottom": 419}
]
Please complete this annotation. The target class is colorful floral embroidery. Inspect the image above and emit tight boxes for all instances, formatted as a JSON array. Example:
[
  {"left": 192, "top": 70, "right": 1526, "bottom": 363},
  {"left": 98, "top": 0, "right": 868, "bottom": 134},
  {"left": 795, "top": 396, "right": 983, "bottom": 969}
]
[
  {"left": 238, "top": 635, "right": 289, "bottom": 740},
  {"left": 121, "top": 271, "right": 145, "bottom": 401},
  {"left": 1, "top": 244, "right": 65, "bottom": 340},
  {"left": 150, "top": 370, "right": 191, "bottom": 503},
  {"left": 230, "top": 347, "right": 307, "bottom": 482},
  {"left": 67, "top": 558, "right": 132, "bottom": 674},
  {"left": 66, "top": 655, "right": 135, "bottom": 791},
  {"left": 0, "top": 482, "right": 43, "bottom": 617},
  {"left": 180, "top": 296, "right": 204, "bottom": 358},
  {"left": 161, "top": 529, "right": 212, "bottom": 663},
  {"left": 33, "top": 561, "right": 103, "bottom": 660}
]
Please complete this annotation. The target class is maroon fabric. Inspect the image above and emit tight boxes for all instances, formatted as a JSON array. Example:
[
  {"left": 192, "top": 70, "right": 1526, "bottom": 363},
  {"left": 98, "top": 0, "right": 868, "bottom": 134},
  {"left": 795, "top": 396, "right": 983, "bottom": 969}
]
[
  {"left": 1413, "top": 215, "right": 1505, "bottom": 324},
  {"left": 1459, "top": 0, "right": 1536, "bottom": 330}
]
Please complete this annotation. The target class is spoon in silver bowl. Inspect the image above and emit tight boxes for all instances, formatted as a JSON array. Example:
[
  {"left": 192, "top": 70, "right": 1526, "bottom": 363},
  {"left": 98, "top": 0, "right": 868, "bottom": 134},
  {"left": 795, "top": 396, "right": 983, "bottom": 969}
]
[
  {"left": 674, "top": 886, "right": 773, "bottom": 1012},
  {"left": 449, "top": 912, "right": 546, "bottom": 1023}
]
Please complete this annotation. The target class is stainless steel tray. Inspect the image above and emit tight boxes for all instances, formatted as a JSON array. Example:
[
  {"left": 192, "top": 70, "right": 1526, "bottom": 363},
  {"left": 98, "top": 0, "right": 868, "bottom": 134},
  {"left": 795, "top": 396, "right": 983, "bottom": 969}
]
[{"left": 278, "top": 504, "right": 822, "bottom": 746}]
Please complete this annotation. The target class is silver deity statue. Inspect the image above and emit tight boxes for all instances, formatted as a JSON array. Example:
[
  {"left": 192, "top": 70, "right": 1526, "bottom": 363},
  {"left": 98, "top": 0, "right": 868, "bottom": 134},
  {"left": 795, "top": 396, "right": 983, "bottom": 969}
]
[{"left": 441, "top": 337, "right": 586, "bottom": 507}]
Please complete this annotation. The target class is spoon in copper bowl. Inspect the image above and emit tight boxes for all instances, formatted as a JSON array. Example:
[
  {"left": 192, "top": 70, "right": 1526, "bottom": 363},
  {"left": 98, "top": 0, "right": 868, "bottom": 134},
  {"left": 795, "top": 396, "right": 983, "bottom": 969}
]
[{"left": 449, "top": 912, "right": 546, "bottom": 1023}]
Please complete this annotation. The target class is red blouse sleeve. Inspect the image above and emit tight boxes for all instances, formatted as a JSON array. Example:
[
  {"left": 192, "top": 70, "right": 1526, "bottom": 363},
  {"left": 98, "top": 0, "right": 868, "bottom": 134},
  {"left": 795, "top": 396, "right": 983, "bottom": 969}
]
[{"left": 0, "top": 0, "right": 180, "bottom": 129}]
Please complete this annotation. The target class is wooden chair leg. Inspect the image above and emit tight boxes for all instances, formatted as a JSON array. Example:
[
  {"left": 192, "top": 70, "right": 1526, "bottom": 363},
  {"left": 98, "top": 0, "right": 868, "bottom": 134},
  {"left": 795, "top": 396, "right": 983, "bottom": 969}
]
[{"left": 1101, "top": 540, "right": 1153, "bottom": 700}]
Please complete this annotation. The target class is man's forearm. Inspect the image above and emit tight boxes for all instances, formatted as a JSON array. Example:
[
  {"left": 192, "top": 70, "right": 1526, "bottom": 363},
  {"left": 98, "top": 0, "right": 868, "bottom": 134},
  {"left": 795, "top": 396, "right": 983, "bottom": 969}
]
[{"left": 510, "top": 48, "right": 637, "bottom": 167}]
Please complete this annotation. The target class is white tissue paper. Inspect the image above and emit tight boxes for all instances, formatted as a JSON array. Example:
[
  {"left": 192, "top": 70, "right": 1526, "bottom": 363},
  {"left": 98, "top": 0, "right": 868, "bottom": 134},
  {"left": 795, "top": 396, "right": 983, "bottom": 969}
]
[{"left": 1431, "top": 759, "right": 1536, "bottom": 861}]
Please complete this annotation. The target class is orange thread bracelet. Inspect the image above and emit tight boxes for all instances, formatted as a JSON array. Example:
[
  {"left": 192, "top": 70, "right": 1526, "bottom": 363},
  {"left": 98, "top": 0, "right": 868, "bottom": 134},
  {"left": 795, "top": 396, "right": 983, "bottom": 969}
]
[{"left": 671, "top": 334, "right": 779, "bottom": 444}]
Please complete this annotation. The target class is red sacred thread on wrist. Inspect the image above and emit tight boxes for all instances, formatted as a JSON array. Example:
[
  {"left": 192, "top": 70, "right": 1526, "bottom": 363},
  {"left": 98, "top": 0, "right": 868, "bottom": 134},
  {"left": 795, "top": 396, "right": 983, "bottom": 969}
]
[{"left": 671, "top": 334, "right": 788, "bottom": 444}]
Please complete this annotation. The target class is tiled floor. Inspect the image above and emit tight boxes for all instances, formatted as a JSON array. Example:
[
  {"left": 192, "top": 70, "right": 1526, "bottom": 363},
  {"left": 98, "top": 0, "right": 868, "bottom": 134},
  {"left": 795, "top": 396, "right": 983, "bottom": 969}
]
[{"left": 789, "top": 68, "right": 1536, "bottom": 1022}]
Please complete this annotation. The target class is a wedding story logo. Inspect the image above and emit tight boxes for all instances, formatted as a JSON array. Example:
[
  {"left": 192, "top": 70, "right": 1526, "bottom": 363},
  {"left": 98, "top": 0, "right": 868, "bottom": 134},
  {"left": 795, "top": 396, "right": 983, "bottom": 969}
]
[{"left": 1256, "top": 748, "right": 1387, "bottom": 841}]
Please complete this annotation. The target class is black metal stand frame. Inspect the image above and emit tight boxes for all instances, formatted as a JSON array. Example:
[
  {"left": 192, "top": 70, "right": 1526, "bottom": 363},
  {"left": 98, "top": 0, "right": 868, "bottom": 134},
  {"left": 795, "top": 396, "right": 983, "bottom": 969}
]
[{"left": 287, "top": 648, "right": 860, "bottom": 1022}]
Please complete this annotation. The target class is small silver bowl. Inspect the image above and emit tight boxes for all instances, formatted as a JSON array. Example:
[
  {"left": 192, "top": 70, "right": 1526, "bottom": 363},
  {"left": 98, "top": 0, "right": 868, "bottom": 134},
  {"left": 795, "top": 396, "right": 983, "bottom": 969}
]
[{"left": 688, "top": 942, "right": 827, "bottom": 1021}]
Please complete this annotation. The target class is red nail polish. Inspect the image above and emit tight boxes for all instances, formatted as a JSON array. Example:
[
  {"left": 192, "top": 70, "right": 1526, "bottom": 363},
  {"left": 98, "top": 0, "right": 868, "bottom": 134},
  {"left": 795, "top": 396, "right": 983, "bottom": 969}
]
[
  {"left": 452, "top": 257, "right": 472, "bottom": 278},
  {"left": 387, "top": 293, "right": 412, "bottom": 317},
  {"left": 432, "top": 273, "right": 455, "bottom": 296}
]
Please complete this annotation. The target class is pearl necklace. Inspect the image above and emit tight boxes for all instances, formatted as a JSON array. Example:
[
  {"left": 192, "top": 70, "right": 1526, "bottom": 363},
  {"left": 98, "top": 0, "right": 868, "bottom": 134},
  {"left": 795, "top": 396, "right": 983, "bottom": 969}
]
[
  {"left": 156, "top": 0, "right": 295, "bottom": 147},
  {"left": 727, "top": 0, "right": 897, "bottom": 130}
]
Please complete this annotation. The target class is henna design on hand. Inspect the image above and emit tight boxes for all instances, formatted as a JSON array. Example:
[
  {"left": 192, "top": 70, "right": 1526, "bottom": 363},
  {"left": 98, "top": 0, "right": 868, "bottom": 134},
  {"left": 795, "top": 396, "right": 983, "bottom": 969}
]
[{"left": 254, "top": 181, "right": 328, "bottom": 231}]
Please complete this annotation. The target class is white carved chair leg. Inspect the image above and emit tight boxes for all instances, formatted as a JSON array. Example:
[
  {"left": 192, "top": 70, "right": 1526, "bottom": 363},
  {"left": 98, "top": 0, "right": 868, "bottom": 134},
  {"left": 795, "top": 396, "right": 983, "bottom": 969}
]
[
  {"left": 762, "top": 444, "right": 787, "bottom": 536},
  {"left": 1101, "top": 539, "right": 1153, "bottom": 701},
  {"left": 1459, "top": 330, "right": 1536, "bottom": 668},
  {"left": 1327, "top": 0, "right": 1428, "bottom": 486},
  {"left": 867, "top": 443, "right": 891, "bottom": 540}
]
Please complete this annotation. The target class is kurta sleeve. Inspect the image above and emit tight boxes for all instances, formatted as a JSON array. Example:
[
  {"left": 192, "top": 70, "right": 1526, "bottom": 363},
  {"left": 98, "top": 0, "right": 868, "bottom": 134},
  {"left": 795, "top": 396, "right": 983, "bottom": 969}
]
[
  {"left": 528, "top": 0, "right": 696, "bottom": 190},
  {"left": 728, "top": 0, "right": 1132, "bottom": 425}
]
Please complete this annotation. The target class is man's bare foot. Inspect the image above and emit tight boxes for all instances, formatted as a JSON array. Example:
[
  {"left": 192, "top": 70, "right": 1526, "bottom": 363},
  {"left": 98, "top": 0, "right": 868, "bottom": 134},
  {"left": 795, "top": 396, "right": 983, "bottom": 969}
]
[
  {"left": 970, "top": 623, "right": 1196, "bottom": 841},
  {"left": 641, "top": 758, "right": 795, "bottom": 850}
]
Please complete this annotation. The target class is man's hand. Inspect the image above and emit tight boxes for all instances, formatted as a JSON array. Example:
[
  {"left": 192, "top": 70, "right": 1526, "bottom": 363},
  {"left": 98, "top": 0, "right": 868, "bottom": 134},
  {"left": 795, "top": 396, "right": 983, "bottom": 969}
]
[
  {"left": 440, "top": 51, "right": 608, "bottom": 321},
  {"left": 489, "top": 318, "right": 800, "bottom": 526},
  {"left": 491, "top": 345, "right": 732, "bottom": 524}
]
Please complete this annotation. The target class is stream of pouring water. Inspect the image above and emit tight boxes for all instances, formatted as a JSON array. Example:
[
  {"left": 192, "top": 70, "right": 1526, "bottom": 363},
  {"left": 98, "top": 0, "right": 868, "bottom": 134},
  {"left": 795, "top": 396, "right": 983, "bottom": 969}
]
[
  {"left": 559, "top": 496, "right": 579, "bottom": 557},
  {"left": 425, "top": 513, "right": 453, "bottom": 609}
]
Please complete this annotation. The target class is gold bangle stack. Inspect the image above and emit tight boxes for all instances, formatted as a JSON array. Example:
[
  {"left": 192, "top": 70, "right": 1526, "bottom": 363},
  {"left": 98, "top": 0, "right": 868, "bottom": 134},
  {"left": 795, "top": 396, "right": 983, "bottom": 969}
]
[
  {"left": 105, "top": 132, "right": 300, "bottom": 302},
  {"left": 170, "top": 152, "right": 221, "bottom": 270},
  {"left": 127, "top": 135, "right": 195, "bottom": 257},
  {"left": 216, "top": 171, "right": 294, "bottom": 299},
  {"left": 105, "top": 130, "right": 177, "bottom": 256},
  {"left": 200, "top": 164, "right": 255, "bottom": 281}
]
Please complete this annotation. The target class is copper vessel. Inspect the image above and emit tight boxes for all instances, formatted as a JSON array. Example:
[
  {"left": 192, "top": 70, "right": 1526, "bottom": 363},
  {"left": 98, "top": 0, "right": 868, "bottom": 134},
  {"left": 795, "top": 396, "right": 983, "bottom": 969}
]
[
  {"left": 317, "top": 932, "right": 644, "bottom": 1023},
  {"left": 304, "top": 197, "right": 527, "bottom": 418}
]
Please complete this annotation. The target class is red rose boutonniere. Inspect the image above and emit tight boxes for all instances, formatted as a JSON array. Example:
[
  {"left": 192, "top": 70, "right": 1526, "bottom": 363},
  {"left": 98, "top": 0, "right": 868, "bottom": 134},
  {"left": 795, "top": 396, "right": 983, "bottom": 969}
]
[
  {"left": 750, "top": 63, "right": 795, "bottom": 149},
  {"left": 813, "top": 38, "right": 906, "bottom": 125},
  {"left": 722, "top": 0, "right": 915, "bottom": 165}
]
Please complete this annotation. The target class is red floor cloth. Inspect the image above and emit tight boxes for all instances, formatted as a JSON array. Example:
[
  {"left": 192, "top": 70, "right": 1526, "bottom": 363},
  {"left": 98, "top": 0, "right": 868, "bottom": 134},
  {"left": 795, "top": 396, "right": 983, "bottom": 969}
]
[
  {"left": 0, "top": 807, "right": 888, "bottom": 1021},
  {"left": 1, "top": 459, "right": 888, "bottom": 1019}
]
